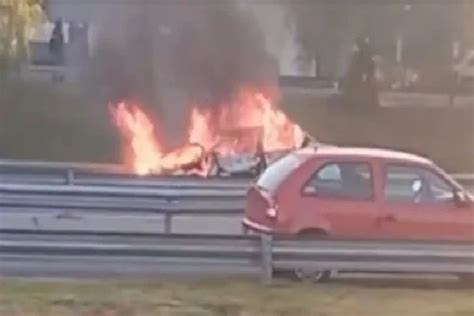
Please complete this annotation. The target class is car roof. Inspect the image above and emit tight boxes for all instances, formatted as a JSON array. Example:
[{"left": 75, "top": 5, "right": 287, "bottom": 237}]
[{"left": 295, "top": 146, "right": 432, "bottom": 165}]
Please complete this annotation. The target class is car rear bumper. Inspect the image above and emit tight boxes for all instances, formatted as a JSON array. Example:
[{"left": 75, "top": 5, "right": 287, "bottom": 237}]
[{"left": 242, "top": 218, "right": 273, "bottom": 234}]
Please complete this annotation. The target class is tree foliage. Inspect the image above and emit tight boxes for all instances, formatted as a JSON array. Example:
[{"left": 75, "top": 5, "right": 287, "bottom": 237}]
[
  {"left": 0, "top": 0, "right": 44, "bottom": 74},
  {"left": 284, "top": 1, "right": 472, "bottom": 77},
  {"left": 284, "top": 2, "right": 397, "bottom": 77}
]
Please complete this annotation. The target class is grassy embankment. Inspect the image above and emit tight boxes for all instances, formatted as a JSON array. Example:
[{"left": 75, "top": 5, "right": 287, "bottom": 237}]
[{"left": 1, "top": 278, "right": 473, "bottom": 316}]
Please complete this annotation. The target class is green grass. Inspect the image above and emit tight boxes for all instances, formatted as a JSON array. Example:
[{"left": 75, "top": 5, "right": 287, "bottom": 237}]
[{"left": 1, "top": 278, "right": 473, "bottom": 316}]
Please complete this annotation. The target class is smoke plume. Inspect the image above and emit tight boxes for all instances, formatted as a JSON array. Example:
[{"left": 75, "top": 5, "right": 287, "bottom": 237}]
[
  {"left": 89, "top": 1, "right": 277, "bottom": 145},
  {"left": 167, "top": 3, "right": 277, "bottom": 105}
]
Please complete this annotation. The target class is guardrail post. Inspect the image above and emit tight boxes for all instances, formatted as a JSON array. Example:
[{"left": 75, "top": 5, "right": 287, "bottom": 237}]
[
  {"left": 66, "top": 169, "right": 74, "bottom": 185},
  {"left": 164, "top": 212, "right": 172, "bottom": 234},
  {"left": 260, "top": 233, "right": 273, "bottom": 284}
]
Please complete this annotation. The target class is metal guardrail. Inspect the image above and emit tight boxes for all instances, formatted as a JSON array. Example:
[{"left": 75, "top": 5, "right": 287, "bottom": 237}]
[
  {"left": 1, "top": 160, "right": 473, "bottom": 234},
  {"left": 0, "top": 183, "right": 244, "bottom": 234},
  {"left": 0, "top": 183, "right": 246, "bottom": 199},
  {"left": 1, "top": 159, "right": 473, "bottom": 189},
  {"left": 0, "top": 230, "right": 472, "bottom": 281},
  {"left": 271, "top": 239, "right": 474, "bottom": 275},
  {"left": 0, "top": 159, "right": 250, "bottom": 189},
  {"left": 0, "top": 159, "right": 123, "bottom": 172}
]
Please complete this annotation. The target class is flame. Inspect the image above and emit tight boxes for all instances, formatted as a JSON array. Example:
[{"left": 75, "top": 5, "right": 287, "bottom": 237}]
[
  {"left": 110, "top": 88, "right": 306, "bottom": 175},
  {"left": 111, "top": 102, "right": 161, "bottom": 175},
  {"left": 188, "top": 108, "right": 218, "bottom": 150},
  {"left": 256, "top": 93, "right": 304, "bottom": 151}
]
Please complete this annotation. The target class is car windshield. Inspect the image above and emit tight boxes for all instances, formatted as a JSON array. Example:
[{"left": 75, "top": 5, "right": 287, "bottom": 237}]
[{"left": 256, "top": 153, "right": 305, "bottom": 192}]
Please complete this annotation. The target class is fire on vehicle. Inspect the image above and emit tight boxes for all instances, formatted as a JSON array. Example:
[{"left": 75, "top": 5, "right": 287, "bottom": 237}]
[{"left": 110, "top": 88, "right": 314, "bottom": 177}]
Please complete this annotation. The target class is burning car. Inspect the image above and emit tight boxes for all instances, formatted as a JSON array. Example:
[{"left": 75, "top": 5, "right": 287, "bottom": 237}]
[
  {"left": 111, "top": 89, "right": 312, "bottom": 177},
  {"left": 199, "top": 127, "right": 317, "bottom": 177}
]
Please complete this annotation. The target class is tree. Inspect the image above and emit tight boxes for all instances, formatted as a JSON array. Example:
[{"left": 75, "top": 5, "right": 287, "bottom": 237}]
[
  {"left": 0, "top": 0, "right": 44, "bottom": 75},
  {"left": 284, "top": 1, "right": 471, "bottom": 78},
  {"left": 284, "top": 2, "right": 398, "bottom": 78}
]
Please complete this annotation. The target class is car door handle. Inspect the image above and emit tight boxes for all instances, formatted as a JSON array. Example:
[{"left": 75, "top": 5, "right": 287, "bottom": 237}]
[{"left": 376, "top": 214, "right": 397, "bottom": 223}]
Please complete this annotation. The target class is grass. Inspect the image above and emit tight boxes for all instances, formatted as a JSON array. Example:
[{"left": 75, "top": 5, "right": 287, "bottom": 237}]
[{"left": 0, "top": 277, "right": 473, "bottom": 316}]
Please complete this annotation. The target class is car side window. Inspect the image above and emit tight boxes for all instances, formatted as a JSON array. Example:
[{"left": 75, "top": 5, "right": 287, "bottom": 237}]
[
  {"left": 384, "top": 165, "right": 454, "bottom": 204},
  {"left": 305, "top": 162, "right": 373, "bottom": 200}
]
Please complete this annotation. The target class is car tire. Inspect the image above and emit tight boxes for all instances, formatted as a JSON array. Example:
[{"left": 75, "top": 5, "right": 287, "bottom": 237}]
[{"left": 292, "top": 229, "right": 332, "bottom": 283}]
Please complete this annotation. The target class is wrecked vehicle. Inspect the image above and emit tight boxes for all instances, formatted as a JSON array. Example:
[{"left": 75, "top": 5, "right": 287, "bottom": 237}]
[{"left": 165, "top": 127, "right": 318, "bottom": 177}]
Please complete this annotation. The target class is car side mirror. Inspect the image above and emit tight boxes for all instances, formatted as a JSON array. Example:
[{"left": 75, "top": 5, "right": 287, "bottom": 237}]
[{"left": 454, "top": 190, "right": 470, "bottom": 208}]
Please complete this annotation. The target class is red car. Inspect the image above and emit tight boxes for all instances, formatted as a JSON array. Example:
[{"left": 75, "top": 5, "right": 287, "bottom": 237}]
[{"left": 243, "top": 146, "right": 474, "bottom": 241}]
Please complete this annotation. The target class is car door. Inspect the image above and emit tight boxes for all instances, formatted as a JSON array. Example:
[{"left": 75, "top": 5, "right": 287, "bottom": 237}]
[
  {"left": 297, "top": 160, "right": 381, "bottom": 238},
  {"left": 378, "top": 164, "right": 474, "bottom": 241}
]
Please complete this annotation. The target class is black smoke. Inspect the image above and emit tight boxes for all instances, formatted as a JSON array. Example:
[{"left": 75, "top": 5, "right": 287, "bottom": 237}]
[
  {"left": 167, "top": 3, "right": 278, "bottom": 106},
  {"left": 89, "top": 1, "right": 277, "bottom": 145}
]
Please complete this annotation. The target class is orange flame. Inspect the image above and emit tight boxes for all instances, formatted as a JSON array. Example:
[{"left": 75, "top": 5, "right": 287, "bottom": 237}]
[
  {"left": 110, "top": 88, "right": 306, "bottom": 175},
  {"left": 111, "top": 102, "right": 161, "bottom": 175}
]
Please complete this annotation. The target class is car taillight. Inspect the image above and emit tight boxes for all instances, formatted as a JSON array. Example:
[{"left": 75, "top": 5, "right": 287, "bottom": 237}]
[
  {"left": 266, "top": 204, "right": 278, "bottom": 218},
  {"left": 260, "top": 189, "right": 278, "bottom": 219}
]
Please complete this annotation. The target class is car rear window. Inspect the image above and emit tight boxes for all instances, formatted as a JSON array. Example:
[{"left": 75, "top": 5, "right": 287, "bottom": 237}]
[{"left": 256, "top": 153, "right": 304, "bottom": 192}]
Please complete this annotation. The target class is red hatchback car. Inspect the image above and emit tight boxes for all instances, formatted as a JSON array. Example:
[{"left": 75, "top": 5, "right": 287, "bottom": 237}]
[{"left": 243, "top": 146, "right": 474, "bottom": 241}]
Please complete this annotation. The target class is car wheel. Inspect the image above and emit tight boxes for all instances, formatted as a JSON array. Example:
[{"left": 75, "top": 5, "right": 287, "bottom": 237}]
[{"left": 292, "top": 229, "right": 332, "bottom": 283}]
